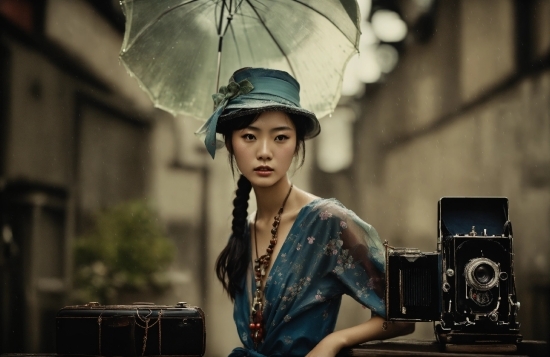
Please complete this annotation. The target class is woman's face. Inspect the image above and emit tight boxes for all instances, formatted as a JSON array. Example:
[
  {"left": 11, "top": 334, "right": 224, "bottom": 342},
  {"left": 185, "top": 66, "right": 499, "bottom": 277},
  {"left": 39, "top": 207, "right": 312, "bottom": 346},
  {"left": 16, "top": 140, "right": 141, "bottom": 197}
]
[{"left": 231, "top": 111, "right": 297, "bottom": 188}]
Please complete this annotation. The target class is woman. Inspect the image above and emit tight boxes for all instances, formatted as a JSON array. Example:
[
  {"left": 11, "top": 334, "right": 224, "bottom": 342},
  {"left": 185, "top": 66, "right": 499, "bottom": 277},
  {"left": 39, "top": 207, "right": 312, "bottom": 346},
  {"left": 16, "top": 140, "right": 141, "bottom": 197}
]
[{"left": 196, "top": 68, "right": 414, "bottom": 356}]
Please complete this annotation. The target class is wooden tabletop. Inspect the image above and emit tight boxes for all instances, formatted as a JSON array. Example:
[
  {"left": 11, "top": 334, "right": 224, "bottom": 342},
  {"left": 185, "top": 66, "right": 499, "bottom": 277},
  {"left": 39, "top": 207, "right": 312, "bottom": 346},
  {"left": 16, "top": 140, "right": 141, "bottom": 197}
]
[{"left": 337, "top": 339, "right": 548, "bottom": 357}]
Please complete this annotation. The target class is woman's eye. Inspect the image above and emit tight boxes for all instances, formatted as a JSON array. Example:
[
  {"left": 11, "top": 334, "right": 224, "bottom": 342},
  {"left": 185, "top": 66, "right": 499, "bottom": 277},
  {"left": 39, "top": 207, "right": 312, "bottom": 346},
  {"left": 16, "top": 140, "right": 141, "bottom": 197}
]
[
  {"left": 275, "top": 135, "right": 289, "bottom": 141},
  {"left": 242, "top": 133, "right": 255, "bottom": 140}
]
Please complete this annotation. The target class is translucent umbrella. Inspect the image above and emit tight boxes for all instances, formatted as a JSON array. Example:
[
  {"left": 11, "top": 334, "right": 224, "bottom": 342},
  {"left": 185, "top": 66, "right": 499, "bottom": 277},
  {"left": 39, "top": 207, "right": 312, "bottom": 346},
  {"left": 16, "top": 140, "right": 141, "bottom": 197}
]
[{"left": 119, "top": 0, "right": 361, "bottom": 120}]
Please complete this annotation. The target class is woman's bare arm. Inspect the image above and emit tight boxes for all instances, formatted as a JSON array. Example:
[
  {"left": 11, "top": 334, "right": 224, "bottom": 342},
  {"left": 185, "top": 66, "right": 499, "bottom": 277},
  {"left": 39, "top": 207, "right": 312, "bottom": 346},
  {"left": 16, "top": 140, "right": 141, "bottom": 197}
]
[{"left": 306, "top": 316, "right": 415, "bottom": 357}]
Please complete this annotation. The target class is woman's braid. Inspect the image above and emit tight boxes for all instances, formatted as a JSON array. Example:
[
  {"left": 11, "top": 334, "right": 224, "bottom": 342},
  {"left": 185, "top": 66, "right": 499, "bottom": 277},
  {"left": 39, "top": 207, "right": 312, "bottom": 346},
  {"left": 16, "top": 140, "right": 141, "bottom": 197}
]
[
  {"left": 216, "top": 175, "right": 252, "bottom": 299},
  {"left": 231, "top": 175, "right": 252, "bottom": 238}
]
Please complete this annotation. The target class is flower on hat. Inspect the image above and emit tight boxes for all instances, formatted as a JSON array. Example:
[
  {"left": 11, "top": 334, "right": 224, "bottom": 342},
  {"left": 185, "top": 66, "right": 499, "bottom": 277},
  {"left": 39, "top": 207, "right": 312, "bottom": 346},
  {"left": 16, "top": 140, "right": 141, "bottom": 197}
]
[{"left": 212, "top": 78, "right": 254, "bottom": 108}]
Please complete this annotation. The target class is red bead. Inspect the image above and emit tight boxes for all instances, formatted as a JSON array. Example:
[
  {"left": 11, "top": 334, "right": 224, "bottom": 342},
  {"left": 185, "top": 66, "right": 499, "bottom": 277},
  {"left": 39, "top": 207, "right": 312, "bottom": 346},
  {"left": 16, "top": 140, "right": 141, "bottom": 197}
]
[
  {"left": 250, "top": 323, "right": 256, "bottom": 330},
  {"left": 271, "top": 228, "right": 277, "bottom": 235},
  {"left": 266, "top": 247, "right": 273, "bottom": 254}
]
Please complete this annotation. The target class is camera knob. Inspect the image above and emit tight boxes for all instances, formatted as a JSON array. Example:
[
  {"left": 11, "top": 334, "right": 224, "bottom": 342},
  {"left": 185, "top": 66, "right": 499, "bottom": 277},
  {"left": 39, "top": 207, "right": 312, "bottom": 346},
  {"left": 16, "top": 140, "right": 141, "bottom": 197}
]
[
  {"left": 446, "top": 269, "right": 455, "bottom": 277},
  {"left": 488, "top": 312, "right": 499, "bottom": 322}
]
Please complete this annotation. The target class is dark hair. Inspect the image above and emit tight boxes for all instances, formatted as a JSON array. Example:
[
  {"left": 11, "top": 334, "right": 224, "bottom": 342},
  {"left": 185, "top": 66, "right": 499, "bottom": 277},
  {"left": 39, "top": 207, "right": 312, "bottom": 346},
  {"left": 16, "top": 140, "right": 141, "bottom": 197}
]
[{"left": 215, "top": 112, "right": 307, "bottom": 300}]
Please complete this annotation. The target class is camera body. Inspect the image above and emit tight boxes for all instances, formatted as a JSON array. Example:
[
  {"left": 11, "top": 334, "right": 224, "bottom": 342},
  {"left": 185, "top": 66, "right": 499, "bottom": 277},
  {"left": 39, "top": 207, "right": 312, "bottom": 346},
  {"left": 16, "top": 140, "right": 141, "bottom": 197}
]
[{"left": 385, "top": 197, "right": 521, "bottom": 343}]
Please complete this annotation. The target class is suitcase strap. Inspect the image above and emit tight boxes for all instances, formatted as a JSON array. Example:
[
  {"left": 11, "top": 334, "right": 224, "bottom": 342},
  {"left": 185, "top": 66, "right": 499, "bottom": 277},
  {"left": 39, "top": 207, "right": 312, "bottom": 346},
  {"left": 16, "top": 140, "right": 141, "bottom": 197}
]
[
  {"left": 96, "top": 309, "right": 164, "bottom": 356},
  {"left": 97, "top": 312, "right": 104, "bottom": 355},
  {"left": 135, "top": 308, "right": 163, "bottom": 356},
  {"left": 97, "top": 313, "right": 103, "bottom": 356}
]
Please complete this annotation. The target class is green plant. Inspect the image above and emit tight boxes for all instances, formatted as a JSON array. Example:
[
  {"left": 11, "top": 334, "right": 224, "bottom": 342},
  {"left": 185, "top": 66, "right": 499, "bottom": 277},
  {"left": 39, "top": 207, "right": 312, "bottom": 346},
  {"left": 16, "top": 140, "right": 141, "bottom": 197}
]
[{"left": 72, "top": 200, "right": 174, "bottom": 304}]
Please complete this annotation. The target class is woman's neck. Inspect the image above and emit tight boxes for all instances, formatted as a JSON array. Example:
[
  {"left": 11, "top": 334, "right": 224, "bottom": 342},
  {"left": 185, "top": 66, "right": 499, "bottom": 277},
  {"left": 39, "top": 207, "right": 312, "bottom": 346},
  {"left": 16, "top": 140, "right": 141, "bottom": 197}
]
[{"left": 253, "top": 177, "right": 293, "bottom": 221}]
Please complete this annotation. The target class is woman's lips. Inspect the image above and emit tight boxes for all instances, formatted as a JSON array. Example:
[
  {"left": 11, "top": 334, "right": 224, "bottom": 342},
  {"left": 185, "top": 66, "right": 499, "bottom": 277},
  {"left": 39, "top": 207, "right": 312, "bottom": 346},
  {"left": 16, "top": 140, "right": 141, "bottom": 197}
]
[{"left": 254, "top": 166, "right": 274, "bottom": 176}]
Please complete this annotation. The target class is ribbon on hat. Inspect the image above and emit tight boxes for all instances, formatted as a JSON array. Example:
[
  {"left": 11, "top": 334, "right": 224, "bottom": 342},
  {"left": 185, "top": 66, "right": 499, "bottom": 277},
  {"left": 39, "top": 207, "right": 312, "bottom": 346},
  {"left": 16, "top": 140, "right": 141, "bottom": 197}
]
[{"left": 197, "top": 78, "right": 254, "bottom": 158}]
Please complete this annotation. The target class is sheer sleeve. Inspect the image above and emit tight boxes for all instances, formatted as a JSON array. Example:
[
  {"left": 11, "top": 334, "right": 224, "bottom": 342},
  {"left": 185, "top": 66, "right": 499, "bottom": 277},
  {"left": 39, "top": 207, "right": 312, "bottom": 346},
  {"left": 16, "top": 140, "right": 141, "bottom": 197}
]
[{"left": 312, "top": 199, "right": 386, "bottom": 317}]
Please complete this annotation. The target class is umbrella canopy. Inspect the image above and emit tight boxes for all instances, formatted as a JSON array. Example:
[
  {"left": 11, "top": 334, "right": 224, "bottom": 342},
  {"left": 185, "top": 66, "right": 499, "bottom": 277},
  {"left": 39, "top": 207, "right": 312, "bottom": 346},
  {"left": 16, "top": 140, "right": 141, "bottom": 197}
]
[{"left": 119, "top": 0, "right": 361, "bottom": 120}]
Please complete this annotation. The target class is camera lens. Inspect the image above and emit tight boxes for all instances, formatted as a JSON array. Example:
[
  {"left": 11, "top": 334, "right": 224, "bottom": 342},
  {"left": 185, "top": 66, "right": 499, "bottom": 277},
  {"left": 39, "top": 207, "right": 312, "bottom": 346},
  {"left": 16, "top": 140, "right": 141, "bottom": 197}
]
[
  {"left": 464, "top": 258, "right": 500, "bottom": 291},
  {"left": 474, "top": 264, "right": 495, "bottom": 284}
]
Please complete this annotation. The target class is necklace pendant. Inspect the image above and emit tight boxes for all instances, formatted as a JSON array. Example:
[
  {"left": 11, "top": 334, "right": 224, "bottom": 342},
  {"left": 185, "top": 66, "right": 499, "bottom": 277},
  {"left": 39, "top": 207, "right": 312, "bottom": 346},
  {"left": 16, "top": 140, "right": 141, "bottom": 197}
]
[{"left": 250, "top": 304, "right": 264, "bottom": 347}]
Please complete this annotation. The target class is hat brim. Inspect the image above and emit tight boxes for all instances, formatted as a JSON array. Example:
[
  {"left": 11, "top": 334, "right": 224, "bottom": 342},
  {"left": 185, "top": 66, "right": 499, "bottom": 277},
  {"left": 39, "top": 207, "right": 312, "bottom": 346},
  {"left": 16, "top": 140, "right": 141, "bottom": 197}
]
[{"left": 216, "top": 100, "right": 320, "bottom": 139}]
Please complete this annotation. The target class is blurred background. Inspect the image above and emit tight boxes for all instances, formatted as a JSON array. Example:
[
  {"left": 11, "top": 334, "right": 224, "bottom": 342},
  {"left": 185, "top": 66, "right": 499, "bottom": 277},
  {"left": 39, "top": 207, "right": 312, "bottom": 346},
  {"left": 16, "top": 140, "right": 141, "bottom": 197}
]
[{"left": 0, "top": 0, "right": 549, "bottom": 355}]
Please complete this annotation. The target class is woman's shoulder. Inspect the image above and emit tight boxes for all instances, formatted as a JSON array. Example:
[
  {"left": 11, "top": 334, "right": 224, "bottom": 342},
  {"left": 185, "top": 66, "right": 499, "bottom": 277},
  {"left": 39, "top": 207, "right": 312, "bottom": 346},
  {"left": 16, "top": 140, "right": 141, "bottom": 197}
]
[
  {"left": 297, "top": 197, "right": 355, "bottom": 224},
  {"left": 303, "top": 198, "right": 376, "bottom": 231},
  {"left": 291, "top": 188, "right": 366, "bottom": 226},
  {"left": 307, "top": 197, "right": 349, "bottom": 215}
]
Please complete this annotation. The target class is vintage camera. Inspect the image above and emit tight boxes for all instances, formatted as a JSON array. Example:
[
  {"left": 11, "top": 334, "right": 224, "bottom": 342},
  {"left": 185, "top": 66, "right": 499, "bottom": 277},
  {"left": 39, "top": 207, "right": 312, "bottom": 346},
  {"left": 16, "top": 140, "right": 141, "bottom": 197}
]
[{"left": 385, "top": 197, "right": 521, "bottom": 345}]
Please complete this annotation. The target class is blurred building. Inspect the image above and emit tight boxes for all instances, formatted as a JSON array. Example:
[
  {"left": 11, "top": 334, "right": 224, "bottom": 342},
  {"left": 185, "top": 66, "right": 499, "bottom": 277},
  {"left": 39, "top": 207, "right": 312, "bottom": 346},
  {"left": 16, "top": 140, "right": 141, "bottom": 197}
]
[
  {"left": 314, "top": 0, "right": 550, "bottom": 344},
  {"left": 0, "top": 0, "right": 221, "bottom": 353},
  {"left": 1, "top": 0, "right": 549, "bottom": 356}
]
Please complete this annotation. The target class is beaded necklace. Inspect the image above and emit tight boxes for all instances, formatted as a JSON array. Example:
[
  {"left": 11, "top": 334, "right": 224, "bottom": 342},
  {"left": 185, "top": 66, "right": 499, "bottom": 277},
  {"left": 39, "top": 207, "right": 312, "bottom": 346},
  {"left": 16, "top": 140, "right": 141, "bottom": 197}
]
[{"left": 250, "top": 184, "right": 293, "bottom": 348}]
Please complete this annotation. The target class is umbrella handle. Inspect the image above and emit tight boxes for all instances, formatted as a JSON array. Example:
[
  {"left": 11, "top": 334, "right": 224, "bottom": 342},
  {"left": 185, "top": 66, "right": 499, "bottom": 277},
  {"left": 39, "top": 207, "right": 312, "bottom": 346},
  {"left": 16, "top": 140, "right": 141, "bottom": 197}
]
[
  {"left": 215, "top": 23, "right": 233, "bottom": 110},
  {"left": 215, "top": 36, "right": 223, "bottom": 100},
  {"left": 215, "top": 1, "right": 234, "bottom": 104}
]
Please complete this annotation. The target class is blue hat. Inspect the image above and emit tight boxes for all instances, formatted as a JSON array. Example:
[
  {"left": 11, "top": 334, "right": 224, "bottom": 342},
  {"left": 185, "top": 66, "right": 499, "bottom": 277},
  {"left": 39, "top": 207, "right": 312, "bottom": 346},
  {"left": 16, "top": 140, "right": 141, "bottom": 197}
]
[{"left": 196, "top": 68, "right": 321, "bottom": 158}]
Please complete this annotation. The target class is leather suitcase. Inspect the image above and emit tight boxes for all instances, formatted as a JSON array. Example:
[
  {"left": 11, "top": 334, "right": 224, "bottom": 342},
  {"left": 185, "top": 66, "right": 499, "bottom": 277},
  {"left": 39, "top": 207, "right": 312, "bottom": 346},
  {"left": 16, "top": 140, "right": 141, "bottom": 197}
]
[{"left": 56, "top": 302, "right": 205, "bottom": 356}]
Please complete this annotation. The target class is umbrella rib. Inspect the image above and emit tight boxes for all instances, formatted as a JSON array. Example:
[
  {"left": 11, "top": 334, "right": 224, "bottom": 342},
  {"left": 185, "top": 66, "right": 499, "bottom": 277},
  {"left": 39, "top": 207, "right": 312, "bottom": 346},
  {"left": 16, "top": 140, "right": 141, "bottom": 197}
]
[
  {"left": 234, "top": 0, "right": 246, "bottom": 13},
  {"left": 125, "top": 0, "right": 206, "bottom": 50},
  {"left": 227, "top": 21, "right": 243, "bottom": 65},
  {"left": 217, "top": 0, "right": 226, "bottom": 35},
  {"left": 244, "top": 0, "right": 296, "bottom": 77},
  {"left": 291, "top": 0, "right": 359, "bottom": 48}
]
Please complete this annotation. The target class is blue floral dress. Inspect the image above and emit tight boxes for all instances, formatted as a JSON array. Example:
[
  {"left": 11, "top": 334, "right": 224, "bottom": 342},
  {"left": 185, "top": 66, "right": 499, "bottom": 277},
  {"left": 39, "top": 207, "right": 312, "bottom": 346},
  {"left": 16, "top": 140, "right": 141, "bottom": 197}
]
[{"left": 228, "top": 198, "right": 387, "bottom": 357}]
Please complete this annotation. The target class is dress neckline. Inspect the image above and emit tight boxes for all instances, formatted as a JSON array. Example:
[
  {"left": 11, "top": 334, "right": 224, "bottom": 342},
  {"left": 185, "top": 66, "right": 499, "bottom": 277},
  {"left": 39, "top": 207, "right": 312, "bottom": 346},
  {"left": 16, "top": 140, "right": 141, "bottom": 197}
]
[{"left": 247, "top": 198, "right": 323, "bottom": 313}]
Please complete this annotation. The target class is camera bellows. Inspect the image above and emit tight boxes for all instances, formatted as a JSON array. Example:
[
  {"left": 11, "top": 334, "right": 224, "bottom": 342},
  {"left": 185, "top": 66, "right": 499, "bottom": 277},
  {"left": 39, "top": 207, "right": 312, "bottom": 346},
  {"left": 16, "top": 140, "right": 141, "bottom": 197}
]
[
  {"left": 402, "top": 267, "right": 434, "bottom": 307},
  {"left": 386, "top": 250, "right": 440, "bottom": 321}
]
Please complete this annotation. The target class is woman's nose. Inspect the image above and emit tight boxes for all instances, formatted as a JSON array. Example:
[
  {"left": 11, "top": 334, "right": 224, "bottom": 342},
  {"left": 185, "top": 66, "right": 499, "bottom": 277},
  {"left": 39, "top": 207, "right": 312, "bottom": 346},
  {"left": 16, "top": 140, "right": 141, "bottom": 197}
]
[{"left": 257, "top": 138, "right": 272, "bottom": 160}]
